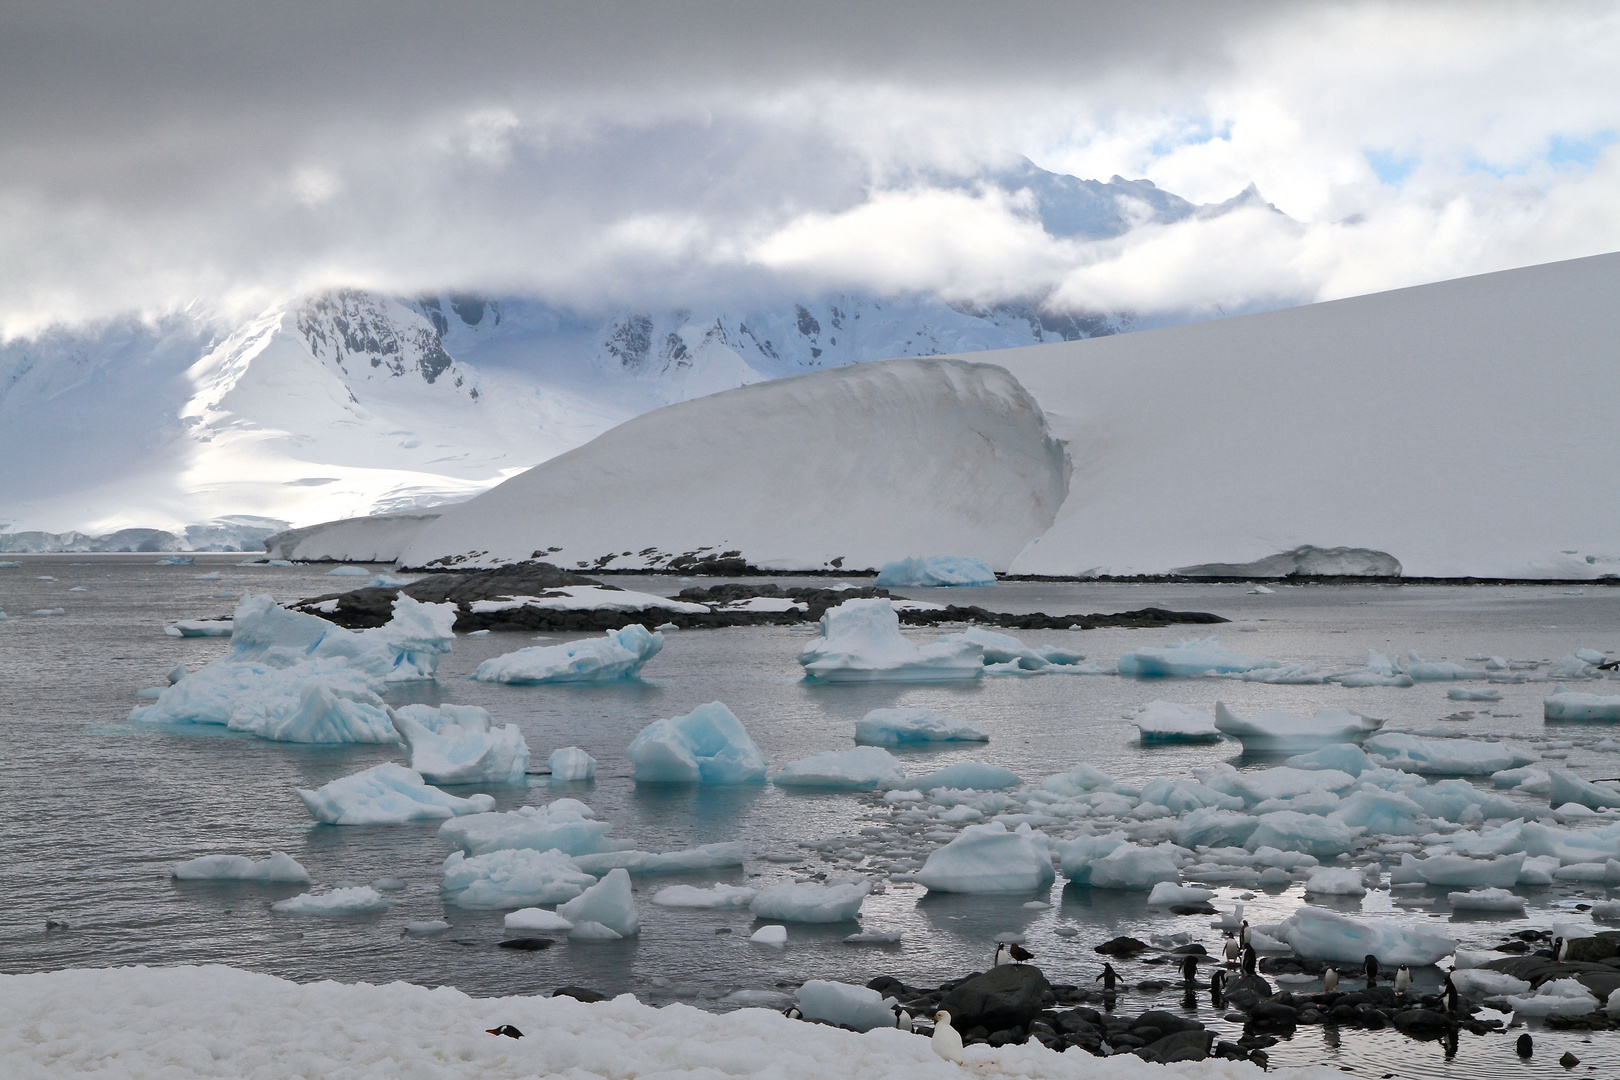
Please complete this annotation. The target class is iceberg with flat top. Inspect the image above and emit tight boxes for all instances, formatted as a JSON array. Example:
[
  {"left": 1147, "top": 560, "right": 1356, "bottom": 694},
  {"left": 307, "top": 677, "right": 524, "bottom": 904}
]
[
  {"left": 874, "top": 556, "right": 996, "bottom": 588},
  {"left": 652, "top": 883, "right": 758, "bottom": 908},
  {"left": 504, "top": 907, "right": 573, "bottom": 932},
  {"left": 557, "top": 868, "right": 639, "bottom": 937},
  {"left": 1503, "top": 979, "right": 1601, "bottom": 1017},
  {"left": 1274, "top": 905, "right": 1456, "bottom": 965},
  {"left": 573, "top": 843, "right": 745, "bottom": 875},
  {"left": 1546, "top": 689, "right": 1620, "bottom": 723},
  {"left": 915, "top": 822, "right": 1055, "bottom": 893},
  {"left": 1447, "top": 887, "right": 1526, "bottom": 912},
  {"left": 1133, "top": 701, "right": 1221, "bottom": 743},
  {"left": 172, "top": 852, "right": 310, "bottom": 883},
  {"left": 1365, "top": 733, "right": 1537, "bottom": 776},
  {"left": 270, "top": 886, "right": 390, "bottom": 916},
  {"left": 1147, "top": 882, "right": 1215, "bottom": 905},
  {"left": 391, "top": 704, "right": 529, "bottom": 785},
  {"left": 1117, "top": 636, "right": 1282, "bottom": 679},
  {"left": 625, "top": 701, "right": 767, "bottom": 784},
  {"left": 1450, "top": 969, "right": 1531, "bottom": 997},
  {"left": 797, "top": 598, "right": 983, "bottom": 682},
  {"left": 749, "top": 879, "right": 870, "bottom": 922},
  {"left": 933, "top": 626, "right": 1086, "bottom": 671},
  {"left": 546, "top": 746, "right": 597, "bottom": 781},
  {"left": 853, "top": 706, "right": 988, "bottom": 745},
  {"left": 795, "top": 980, "right": 902, "bottom": 1032},
  {"left": 438, "top": 798, "right": 623, "bottom": 856},
  {"left": 910, "top": 761, "right": 1021, "bottom": 791},
  {"left": 1396, "top": 651, "right": 1489, "bottom": 681},
  {"left": 473, "top": 624, "right": 663, "bottom": 684},
  {"left": 1548, "top": 769, "right": 1620, "bottom": 810},
  {"left": 1068, "top": 840, "right": 1179, "bottom": 890},
  {"left": 1214, "top": 702, "right": 1382, "bottom": 752},
  {"left": 441, "top": 847, "right": 598, "bottom": 908},
  {"left": 1390, "top": 853, "right": 1524, "bottom": 888},
  {"left": 774, "top": 746, "right": 904, "bottom": 790},
  {"left": 1304, "top": 867, "right": 1366, "bottom": 896},
  {"left": 296, "top": 763, "right": 494, "bottom": 825}
]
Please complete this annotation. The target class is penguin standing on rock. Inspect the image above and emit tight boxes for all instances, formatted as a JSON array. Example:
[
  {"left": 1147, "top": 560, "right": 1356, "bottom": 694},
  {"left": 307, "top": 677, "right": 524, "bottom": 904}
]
[
  {"left": 1181, "top": 953, "right": 1200, "bottom": 986},
  {"left": 1394, "top": 965, "right": 1413, "bottom": 995},
  {"left": 1224, "top": 935, "right": 1241, "bottom": 966},
  {"left": 1443, "top": 973, "right": 1460, "bottom": 1015},
  {"left": 1098, "top": 963, "right": 1120, "bottom": 992},
  {"left": 994, "top": 942, "right": 1035, "bottom": 966},
  {"left": 1323, "top": 967, "right": 1339, "bottom": 993},
  {"left": 1363, "top": 954, "right": 1380, "bottom": 988},
  {"left": 1241, "top": 945, "right": 1258, "bottom": 977},
  {"left": 1554, "top": 937, "right": 1570, "bottom": 961},
  {"left": 1210, "top": 969, "right": 1227, "bottom": 1006}
]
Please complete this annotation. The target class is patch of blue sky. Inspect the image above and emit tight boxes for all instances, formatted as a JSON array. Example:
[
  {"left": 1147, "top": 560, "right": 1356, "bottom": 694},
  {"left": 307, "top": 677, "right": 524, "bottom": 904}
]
[
  {"left": 1365, "top": 149, "right": 1417, "bottom": 186},
  {"left": 1546, "top": 130, "right": 1618, "bottom": 169},
  {"left": 1146, "top": 118, "right": 1232, "bottom": 158}
]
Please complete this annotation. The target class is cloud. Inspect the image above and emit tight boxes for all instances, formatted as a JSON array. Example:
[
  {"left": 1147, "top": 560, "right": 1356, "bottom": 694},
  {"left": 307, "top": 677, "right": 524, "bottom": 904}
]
[{"left": 1, "top": 1, "right": 1618, "bottom": 337}]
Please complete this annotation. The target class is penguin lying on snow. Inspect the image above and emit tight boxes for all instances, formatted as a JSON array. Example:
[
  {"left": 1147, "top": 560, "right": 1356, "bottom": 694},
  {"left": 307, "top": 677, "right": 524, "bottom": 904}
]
[{"left": 485, "top": 1025, "right": 524, "bottom": 1039}]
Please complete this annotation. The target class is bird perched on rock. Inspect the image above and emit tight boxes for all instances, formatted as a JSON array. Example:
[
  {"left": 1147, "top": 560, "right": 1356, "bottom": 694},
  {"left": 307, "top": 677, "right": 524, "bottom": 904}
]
[
  {"left": 1223, "top": 935, "right": 1241, "bottom": 965},
  {"left": 1098, "top": 962, "right": 1119, "bottom": 991},
  {"left": 1181, "top": 953, "right": 1199, "bottom": 985},
  {"left": 485, "top": 1025, "right": 524, "bottom": 1039},
  {"left": 994, "top": 941, "right": 1034, "bottom": 966},
  {"left": 932, "top": 1010, "right": 964, "bottom": 1064},
  {"left": 1241, "top": 945, "right": 1257, "bottom": 977},
  {"left": 1394, "top": 965, "right": 1412, "bottom": 994},
  {"left": 1442, "top": 973, "right": 1459, "bottom": 1014},
  {"left": 1363, "top": 954, "right": 1380, "bottom": 988},
  {"left": 1323, "top": 967, "right": 1339, "bottom": 993},
  {"left": 1240, "top": 920, "right": 1252, "bottom": 947},
  {"left": 1554, "top": 937, "right": 1570, "bottom": 961},
  {"left": 1210, "top": 968, "right": 1227, "bottom": 1005}
]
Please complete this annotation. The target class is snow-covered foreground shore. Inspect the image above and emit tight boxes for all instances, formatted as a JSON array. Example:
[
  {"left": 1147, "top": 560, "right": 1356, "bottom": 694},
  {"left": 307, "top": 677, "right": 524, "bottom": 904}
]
[{"left": 0, "top": 965, "right": 1315, "bottom": 1080}]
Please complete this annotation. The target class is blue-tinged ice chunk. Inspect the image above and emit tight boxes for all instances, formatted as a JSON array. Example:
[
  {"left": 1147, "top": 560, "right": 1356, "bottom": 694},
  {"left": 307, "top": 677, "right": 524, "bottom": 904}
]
[
  {"left": 1284, "top": 744, "right": 1378, "bottom": 775},
  {"left": 325, "top": 565, "right": 372, "bottom": 576},
  {"left": 1406, "top": 779, "right": 1521, "bottom": 822},
  {"left": 270, "top": 886, "right": 390, "bottom": 916},
  {"left": 1447, "top": 887, "right": 1526, "bottom": 912},
  {"left": 1546, "top": 689, "right": 1620, "bottom": 723},
  {"left": 472, "top": 624, "right": 663, "bottom": 684},
  {"left": 1521, "top": 820, "right": 1620, "bottom": 864},
  {"left": 626, "top": 701, "right": 767, "bottom": 784},
  {"left": 774, "top": 746, "right": 905, "bottom": 790},
  {"left": 172, "top": 852, "right": 310, "bottom": 883},
  {"left": 296, "top": 763, "right": 494, "bottom": 825},
  {"left": 874, "top": 556, "right": 996, "bottom": 588},
  {"left": 931, "top": 627, "right": 1084, "bottom": 671},
  {"left": 854, "top": 706, "right": 988, "bottom": 746},
  {"left": 1304, "top": 867, "right": 1366, "bottom": 896},
  {"left": 229, "top": 593, "right": 456, "bottom": 682},
  {"left": 130, "top": 658, "right": 399, "bottom": 742},
  {"left": 438, "top": 798, "right": 622, "bottom": 856},
  {"left": 1548, "top": 655, "right": 1604, "bottom": 679},
  {"left": 1245, "top": 810, "right": 1362, "bottom": 858},
  {"left": 651, "top": 883, "right": 758, "bottom": 908},
  {"left": 440, "top": 848, "right": 598, "bottom": 909},
  {"left": 1170, "top": 809, "right": 1260, "bottom": 849},
  {"left": 910, "top": 761, "right": 1021, "bottom": 791},
  {"left": 573, "top": 843, "right": 745, "bottom": 875},
  {"left": 1397, "top": 651, "right": 1489, "bottom": 681},
  {"left": 1213, "top": 702, "right": 1382, "bottom": 752},
  {"left": 1055, "top": 834, "right": 1127, "bottom": 883},
  {"left": 1132, "top": 701, "right": 1221, "bottom": 743},
  {"left": 1548, "top": 768, "right": 1620, "bottom": 810},
  {"left": 1274, "top": 905, "right": 1455, "bottom": 966},
  {"left": 504, "top": 907, "right": 574, "bottom": 931},
  {"left": 391, "top": 704, "right": 529, "bottom": 785},
  {"left": 797, "top": 598, "right": 984, "bottom": 683},
  {"left": 750, "top": 879, "right": 870, "bottom": 922},
  {"left": 1364, "top": 732, "right": 1537, "bottom": 776},
  {"left": 557, "top": 867, "right": 639, "bottom": 937},
  {"left": 546, "top": 746, "right": 597, "bottom": 781},
  {"left": 1116, "top": 636, "right": 1282, "bottom": 679},
  {"left": 1388, "top": 853, "right": 1525, "bottom": 888},
  {"left": 795, "top": 980, "right": 901, "bottom": 1032},
  {"left": 1137, "top": 777, "right": 1242, "bottom": 814},
  {"left": 915, "top": 822, "right": 1055, "bottom": 894},
  {"left": 1503, "top": 979, "right": 1600, "bottom": 1017},
  {"left": 1037, "top": 763, "right": 1119, "bottom": 796},
  {"left": 1326, "top": 788, "right": 1427, "bottom": 836},
  {"left": 1084, "top": 842, "right": 1181, "bottom": 890}
]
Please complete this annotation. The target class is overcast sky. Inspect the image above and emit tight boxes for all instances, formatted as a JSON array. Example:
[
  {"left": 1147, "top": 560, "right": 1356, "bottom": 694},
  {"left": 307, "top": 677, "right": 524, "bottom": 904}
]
[{"left": 2, "top": 0, "right": 1618, "bottom": 337}]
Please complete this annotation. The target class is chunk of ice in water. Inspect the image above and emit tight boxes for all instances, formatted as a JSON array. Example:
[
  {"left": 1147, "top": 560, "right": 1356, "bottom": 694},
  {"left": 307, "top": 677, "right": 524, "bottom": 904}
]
[
  {"left": 546, "top": 746, "right": 597, "bottom": 781},
  {"left": 853, "top": 706, "right": 987, "bottom": 745},
  {"left": 270, "top": 886, "right": 390, "bottom": 916},
  {"left": 441, "top": 848, "right": 597, "bottom": 909},
  {"left": 874, "top": 556, "right": 995, "bottom": 588},
  {"left": 749, "top": 880, "right": 870, "bottom": 922},
  {"left": 1504, "top": 978, "right": 1600, "bottom": 1016},
  {"left": 1449, "top": 969, "right": 1531, "bottom": 997},
  {"left": 1273, "top": 904, "right": 1456, "bottom": 965},
  {"left": 556, "top": 868, "right": 639, "bottom": 937},
  {"left": 1214, "top": 702, "right": 1382, "bottom": 752},
  {"left": 296, "top": 764, "right": 494, "bottom": 825},
  {"left": 795, "top": 980, "right": 899, "bottom": 1032},
  {"left": 391, "top": 704, "right": 530, "bottom": 785},
  {"left": 1083, "top": 842, "right": 1180, "bottom": 890},
  {"left": 1364, "top": 732, "right": 1537, "bottom": 776},
  {"left": 473, "top": 625, "right": 663, "bottom": 684},
  {"left": 1132, "top": 701, "right": 1221, "bottom": 743},
  {"left": 171, "top": 852, "right": 310, "bottom": 883},
  {"left": 1445, "top": 887, "right": 1526, "bottom": 912},
  {"left": 626, "top": 701, "right": 767, "bottom": 784},
  {"left": 914, "top": 822, "right": 1055, "bottom": 894},
  {"left": 504, "top": 908, "right": 574, "bottom": 931},
  {"left": 774, "top": 746, "right": 905, "bottom": 790},
  {"left": 1117, "top": 636, "right": 1282, "bottom": 678},
  {"left": 652, "top": 884, "right": 758, "bottom": 909},
  {"left": 573, "top": 843, "right": 746, "bottom": 875},
  {"left": 749, "top": 924, "right": 788, "bottom": 946},
  {"left": 796, "top": 598, "right": 983, "bottom": 683},
  {"left": 438, "top": 798, "right": 621, "bottom": 857},
  {"left": 1303, "top": 867, "right": 1366, "bottom": 896},
  {"left": 1545, "top": 690, "right": 1620, "bottom": 723},
  {"left": 1146, "top": 882, "right": 1215, "bottom": 905}
]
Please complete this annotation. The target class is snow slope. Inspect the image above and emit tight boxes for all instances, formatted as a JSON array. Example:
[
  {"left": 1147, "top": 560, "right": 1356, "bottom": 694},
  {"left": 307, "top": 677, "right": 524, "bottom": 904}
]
[{"left": 402, "top": 252, "right": 1620, "bottom": 579}]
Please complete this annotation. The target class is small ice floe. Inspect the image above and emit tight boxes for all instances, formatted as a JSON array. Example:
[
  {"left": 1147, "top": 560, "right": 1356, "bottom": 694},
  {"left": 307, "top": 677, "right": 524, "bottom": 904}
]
[
  {"left": 1390, "top": 853, "right": 1524, "bottom": 888},
  {"left": 1132, "top": 701, "right": 1221, "bottom": 743},
  {"left": 1446, "top": 887, "right": 1527, "bottom": 913},
  {"left": 724, "top": 989, "right": 793, "bottom": 1008},
  {"left": 270, "top": 886, "right": 390, "bottom": 916},
  {"left": 1063, "top": 840, "right": 1179, "bottom": 890},
  {"left": 391, "top": 703, "right": 530, "bottom": 785},
  {"left": 503, "top": 908, "right": 575, "bottom": 932},
  {"left": 874, "top": 556, "right": 995, "bottom": 588},
  {"left": 845, "top": 929, "right": 902, "bottom": 944},
  {"left": 1448, "top": 687, "right": 1502, "bottom": 702},
  {"left": 1303, "top": 867, "right": 1366, "bottom": 897},
  {"left": 1365, "top": 732, "right": 1538, "bottom": 776},
  {"left": 1550, "top": 653, "right": 1607, "bottom": 680},
  {"left": 749, "top": 925, "right": 788, "bottom": 946},
  {"left": 68, "top": 585, "right": 88, "bottom": 591},
  {"left": 401, "top": 920, "right": 451, "bottom": 936},
  {"left": 442, "top": 848, "right": 597, "bottom": 908},
  {"left": 557, "top": 869, "right": 639, "bottom": 938},
  {"left": 546, "top": 746, "right": 597, "bottom": 781},
  {"left": 1546, "top": 689, "right": 1620, "bottom": 723},
  {"left": 30, "top": 608, "right": 66, "bottom": 616},
  {"left": 854, "top": 706, "right": 987, "bottom": 746},
  {"left": 325, "top": 565, "right": 372, "bottom": 576},
  {"left": 796, "top": 980, "right": 900, "bottom": 1031},
  {"left": 915, "top": 822, "right": 1054, "bottom": 893},
  {"left": 652, "top": 884, "right": 758, "bottom": 908},
  {"left": 1450, "top": 969, "right": 1530, "bottom": 997},
  {"left": 472, "top": 624, "right": 663, "bottom": 684},
  {"left": 626, "top": 702, "right": 767, "bottom": 784},
  {"left": 439, "top": 798, "right": 621, "bottom": 857},
  {"left": 1248, "top": 585, "right": 1275, "bottom": 594},
  {"left": 296, "top": 763, "right": 495, "bottom": 825},
  {"left": 797, "top": 599, "right": 985, "bottom": 683},
  {"left": 1504, "top": 978, "right": 1600, "bottom": 1017},
  {"left": 933, "top": 626, "right": 1086, "bottom": 673},
  {"left": 1548, "top": 768, "right": 1620, "bottom": 810},
  {"left": 1117, "top": 636, "right": 1282, "bottom": 678},
  {"left": 155, "top": 555, "right": 194, "bottom": 565},
  {"left": 750, "top": 880, "right": 870, "bottom": 922},
  {"left": 574, "top": 843, "right": 745, "bottom": 875},
  {"left": 1273, "top": 904, "right": 1455, "bottom": 965},
  {"left": 774, "top": 747, "right": 905, "bottom": 790},
  {"left": 1145, "top": 882, "right": 1215, "bottom": 906},
  {"left": 0, "top": 561, "right": 18, "bottom": 568},
  {"left": 1213, "top": 702, "right": 1382, "bottom": 752},
  {"left": 164, "top": 619, "right": 234, "bottom": 637},
  {"left": 171, "top": 852, "right": 310, "bottom": 883}
]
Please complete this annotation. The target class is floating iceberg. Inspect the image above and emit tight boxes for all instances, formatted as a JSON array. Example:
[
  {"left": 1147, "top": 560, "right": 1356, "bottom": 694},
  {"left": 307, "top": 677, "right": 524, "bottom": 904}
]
[
  {"left": 1304, "top": 867, "right": 1366, "bottom": 896},
  {"left": 1504, "top": 978, "right": 1600, "bottom": 1017},
  {"left": 1396, "top": 651, "right": 1490, "bottom": 681},
  {"left": 853, "top": 707, "right": 987, "bottom": 746},
  {"left": 441, "top": 848, "right": 598, "bottom": 908},
  {"left": 933, "top": 627, "right": 1085, "bottom": 671},
  {"left": 546, "top": 747, "right": 597, "bottom": 781},
  {"left": 1246, "top": 811, "right": 1361, "bottom": 858},
  {"left": 1550, "top": 655, "right": 1605, "bottom": 680},
  {"left": 504, "top": 907, "right": 573, "bottom": 932},
  {"left": 874, "top": 556, "right": 996, "bottom": 588},
  {"left": 557, "top": 868, "right": 639, "bottom": 937},
  {"left": 1274, "top": 905, "right": 1456, "bottom": 965},
  {"left": 391, "top": 704, "right": 529, "bottom": 785},
  {"left": 1548, "top": 769, "right": 1620, "bottom": 810},
  {"left": 1214, "top": 702, "right": 1382, "bottom": 752},
  {"left": 749, "top": 925, "right": 788, "bottom": 946},
  {"left": 573, "top": 843, "right": 746, "bottom": 875},
  {"left": 438, "top": 798, "right": 622, "bottom": 857},
  {"left": 625, "top": 702, "right": 767, "bottom": 784},
  {"left": 1147, "top": 882, "right": 1215, "bottom": 905},
  {"left": 797, "top": 599, "right": 983, "bottom": 682},
  {"left": 1117, "top": 637, "right": 1282, "bottom": 679},
  {"left": 171, "top": 852, "right": 310, "bottom": 883},
  {"left": 1521, "top": 820, "right": 1620, "bottom": 864},
  {"left": 473, "top": 625, "right": 663, "bottom": 684},
  {"left": 1080, "top": 842, "right": 1180, "bottom": 890},
  {"left": 130, "top": 659, "right": 397, "bottom": 743},
  {"left": 1132, "top": 701, "right": 1221, "bottom": 743},
  {"left": 795, "top": 980, "right": 901, "bottom": 1032},
  {"left": 914, "top": 822, "right": 1054, "bottom": 893},
  {"left": 165, "top": 619, "right": 234, "bottom": 638},
  {"left": 1450, "top": 969, "right": 1531, "bottom": 997},
  {"left": 1364, "top": 733, "right": 1537, "bottom": 776},
  {"left": 1054, "top": 834, "right": 1126, "bottom": 883},
  {"left": 1448, "top": 687, "right": 1502, "bottom": 702},
  {"left": 1446, "top": 888, "right": 1527, "bottom": 912},
  {"left": 270, "top": 886, "right": 390, "bottom": 916},
  {"left": 1284, "top": 744, "right": 1378, "bottom": 776},
  {"left": 774, "top": 747, "right": 904, "bottom": 790},
  {"left": 297, "top": 764, "right": 494, "bottom": 825},
  {"left": 1546, "top": 690, "right": 1620, "bottom": 723},
  {"left": 1389, "top": 853, "right": 1524, "bottom": 888},
  {"left": 651, "top": 884, "right": 758, "bottom": 908},
  {"left": 749, "top": 880, "right": 870, "bottom": 922},
  {"left": 910, "top": 761, "right": 1021, "bottom": 791},
  {"left": 226, "top": 594, "right": 455, "bottom": 682},
  {"left": 1327, "top": 788, "right": 1427, "bottom": 836},
  {"left": 1037, "top": 763, "right": 1119, "bottom": 797}
]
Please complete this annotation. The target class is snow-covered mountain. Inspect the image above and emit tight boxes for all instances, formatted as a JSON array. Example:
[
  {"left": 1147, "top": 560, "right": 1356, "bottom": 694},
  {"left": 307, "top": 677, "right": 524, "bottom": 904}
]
[{"left": 0, "top": 164, "right": 1272, "bottom": 545}]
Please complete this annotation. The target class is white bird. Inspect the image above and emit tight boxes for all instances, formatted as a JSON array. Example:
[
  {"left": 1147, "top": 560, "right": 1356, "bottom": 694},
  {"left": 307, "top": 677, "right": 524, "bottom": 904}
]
[
  {"left": 1607, "top": 989, "right": 1620, "bottom": 1018},
  {"left": 1394, "top": 965, "right": 1412, "bottom": 993},
  {"left": 1323, "top": 967, "right": 1339, "bottom": 993},
  {"left": 932, "top": 1010, "right": 964, "bottom": 1064}
]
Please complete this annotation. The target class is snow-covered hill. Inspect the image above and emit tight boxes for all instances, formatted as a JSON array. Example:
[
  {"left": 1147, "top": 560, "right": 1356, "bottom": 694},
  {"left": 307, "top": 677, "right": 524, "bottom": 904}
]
[
  {"left": 400, "top": 251, "right": 1620, "bottom": 580},
  {"left": 0, "top": 164, "right": 1261, "bottom": 543}
]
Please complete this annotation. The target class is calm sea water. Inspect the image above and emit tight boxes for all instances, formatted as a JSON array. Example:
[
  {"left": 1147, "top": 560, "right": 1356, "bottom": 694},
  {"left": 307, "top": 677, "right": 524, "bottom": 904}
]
[{"left": 2, "top": 555, "right": 1618, "bottom": 1075}]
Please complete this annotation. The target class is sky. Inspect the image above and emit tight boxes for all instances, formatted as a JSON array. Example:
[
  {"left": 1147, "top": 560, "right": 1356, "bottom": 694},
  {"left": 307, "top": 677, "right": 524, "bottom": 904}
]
[{"left": 2, "top": 0, "right": 1618, "bottom": 338}]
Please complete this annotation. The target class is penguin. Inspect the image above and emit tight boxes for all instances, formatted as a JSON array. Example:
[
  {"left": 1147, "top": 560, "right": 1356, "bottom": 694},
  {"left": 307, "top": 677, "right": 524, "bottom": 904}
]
[
  {"left": 894, "top": 1006, "right": 914, "bottom": 1032},
  {"left": 993, "top": 942, "right": 1013, "bottom": 967},
  {"left": 782, "top": 1005, "right": 804, "bottom": 1020},
  {"left": 932, "top": 1010, "right": 964, "bottom": 1064},
  {"left": 1240, "top": 919, "right": 1252, "bottom": 947},
  {"left": 1554, "top": 936, "right": 1570, "bottom": 961},
  {"left": 1608, "top": 988, "right": 1620, "bottom": 1018},
  {"left": 1181, "top": 952, "right": 1199, "bottom": 985},
  {"left": 1241, "top": 945, "right": 1258, "bottom": 977},
  {"left": 1363, "top": 954, "right": 1379, "bottom": 988},
  {"left": 1394, "top": 965, "right": 1412, "bottom": 994},
  {"left": 1098, "top": 962, "right": 1119, "bottom": 991},
  {"left": 1323, "top": 967, "right": 1339, "bottom": 993},
  {"left": 1223, "top": 935, "right": 1241, "bottom": 965},
  {"left": 1210, "top": 968, "right": 1227, "bottom": 1005},
  {"left": 1517, "top": 1032, "right": 1533, "bottom": 1058},
  {"left": 485, "top": 1025, "right": 524, "bottom": 1039},
  {"left": 1443, "top": 973, "right": 1460, "bottom": 1015}
]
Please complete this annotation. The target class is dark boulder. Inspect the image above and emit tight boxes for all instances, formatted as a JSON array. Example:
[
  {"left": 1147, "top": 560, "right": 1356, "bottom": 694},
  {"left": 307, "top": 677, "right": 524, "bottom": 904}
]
[
  {"left": 1134, "top": 1010, "right": 1204, "bottom": 1036},
  {"left": 1246, "top": 1000, "right": 1298, "bottom": 1030},
  {"left": 1560, "top": 933, "right": 1620, "bottom": 964},
  {"left": 1391, "top": 1009, "right": 1452, "bottom": 1036},
  {"left": 940, "top": 964, "right": 1052, "bottom": 1032},
  {"left": 1095, "top": 936, "right": 1149, "bottom": 956},
  {"left": 1224, "top": 975, "right": 1274, "bottom": 1011},
  {"left": 1136, "top": 1029, "right": 1214, "bottom": 1063},
  {"left": 553, "top": 986, "right": 607, "bottom": 1002}
]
